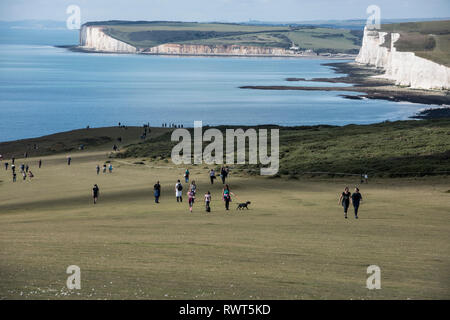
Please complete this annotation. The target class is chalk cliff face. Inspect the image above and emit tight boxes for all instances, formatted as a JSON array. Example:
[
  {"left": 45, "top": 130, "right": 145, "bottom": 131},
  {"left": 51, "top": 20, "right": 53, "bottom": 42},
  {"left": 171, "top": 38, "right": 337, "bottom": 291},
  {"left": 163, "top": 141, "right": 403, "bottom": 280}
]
[
  {"left": 79, "top": 25, "right": 137, "bottom": 53},
  {"left": 142, "top": 43, "right": 295, "bottom": 56},
  {"left": 356, "top": 27, "right": 450, "bottom": 90},
  {"left": 79, "top": 25, "right": 300, "bottom": 57}
]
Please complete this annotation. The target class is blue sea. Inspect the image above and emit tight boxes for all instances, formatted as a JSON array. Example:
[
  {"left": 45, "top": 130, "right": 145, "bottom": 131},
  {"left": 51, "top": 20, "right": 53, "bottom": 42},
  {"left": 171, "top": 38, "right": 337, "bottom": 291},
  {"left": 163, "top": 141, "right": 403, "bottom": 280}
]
[{"left": 0, "top": 28, "right": 426, "bottom": 142}]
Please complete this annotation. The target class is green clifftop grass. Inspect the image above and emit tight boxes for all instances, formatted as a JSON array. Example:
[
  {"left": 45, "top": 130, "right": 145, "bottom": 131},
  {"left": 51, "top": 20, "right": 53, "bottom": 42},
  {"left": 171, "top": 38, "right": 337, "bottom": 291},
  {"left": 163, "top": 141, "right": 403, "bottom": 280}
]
[
  {"left": 380, "top": 20, "right": 450, "bottom": 67},
  {"left": 117, "top": 119, "right": 450, "bottom": 177}
]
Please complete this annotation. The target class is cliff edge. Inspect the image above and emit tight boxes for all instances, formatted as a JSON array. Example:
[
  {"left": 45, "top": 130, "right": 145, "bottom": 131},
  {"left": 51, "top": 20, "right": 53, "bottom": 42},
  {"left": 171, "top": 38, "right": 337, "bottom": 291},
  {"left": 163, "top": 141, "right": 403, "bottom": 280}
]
[
  {"left": 355, "top": 27, "right": 450, "bottom": 90},
  {"left": 79, "top": 25, "right": 137, "bottom": 53},
  {"left": 77, "top": 21, "right": 360, "bottom": 58},
  {"left": 79, "top": 25, "right": 299, "bottom": 57}
]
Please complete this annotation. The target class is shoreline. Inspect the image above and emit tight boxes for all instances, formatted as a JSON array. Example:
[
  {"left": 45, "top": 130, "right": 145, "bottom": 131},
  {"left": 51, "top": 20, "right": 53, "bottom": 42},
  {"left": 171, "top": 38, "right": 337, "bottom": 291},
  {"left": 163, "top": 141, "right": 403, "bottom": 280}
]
[
  {"left": 57, "top": 45, "right": 357, "bottom": 60},
  {"left": 240, "top": 62, "right": 450, "bottom": 109}
]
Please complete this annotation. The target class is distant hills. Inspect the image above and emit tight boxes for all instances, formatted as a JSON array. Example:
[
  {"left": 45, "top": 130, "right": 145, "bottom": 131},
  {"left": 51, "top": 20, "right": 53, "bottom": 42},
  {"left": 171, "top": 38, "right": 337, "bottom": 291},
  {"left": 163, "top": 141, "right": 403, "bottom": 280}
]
[{"left": 2, "top": 17, "right": 448, "bottom": 30}]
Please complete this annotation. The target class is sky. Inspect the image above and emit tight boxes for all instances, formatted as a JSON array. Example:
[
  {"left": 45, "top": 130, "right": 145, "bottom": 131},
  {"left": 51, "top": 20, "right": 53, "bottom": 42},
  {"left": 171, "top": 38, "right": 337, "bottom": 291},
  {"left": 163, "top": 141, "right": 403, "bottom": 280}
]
[{"left": 0, "top": 0, "right": 449, "bottom": 22}]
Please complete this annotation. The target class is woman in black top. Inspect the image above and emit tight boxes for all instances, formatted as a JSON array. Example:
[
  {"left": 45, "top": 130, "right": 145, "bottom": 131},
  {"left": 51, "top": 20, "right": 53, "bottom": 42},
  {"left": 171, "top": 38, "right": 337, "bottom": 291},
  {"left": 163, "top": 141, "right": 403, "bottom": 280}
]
[
  {"left": 93, "top": 184, "right": 99, "bottom": 204},
  {"left": 351, "top": 187, "right": 363, "bottom": 219},
  {"left": 338, "top": 187, "right": 351, "bottom": 219}
]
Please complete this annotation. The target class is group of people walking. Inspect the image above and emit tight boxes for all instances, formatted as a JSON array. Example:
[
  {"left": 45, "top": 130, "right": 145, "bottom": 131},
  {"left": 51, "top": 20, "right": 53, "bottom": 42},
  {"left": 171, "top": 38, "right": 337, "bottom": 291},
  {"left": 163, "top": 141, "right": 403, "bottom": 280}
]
[
  {"left": 339, "top": 187, "right": 363, "bottom": 219},
  {"left": 3, "top": 157, "right": 40, "bottom": 182},
  {"left": 150, "top": 168, "right": 236, "bottom": 213},
  {"left": 161, "top": 123, "right": 183, "bottom": 128},
  {"left": 96, "top": 163, "right": 113, "bottom": 175}
]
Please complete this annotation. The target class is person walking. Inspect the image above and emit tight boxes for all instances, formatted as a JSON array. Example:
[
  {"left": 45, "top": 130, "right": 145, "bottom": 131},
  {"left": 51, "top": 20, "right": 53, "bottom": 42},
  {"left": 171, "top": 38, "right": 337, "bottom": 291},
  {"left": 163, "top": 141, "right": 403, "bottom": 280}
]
[
  {"left": 222, "top": 185, "right": 235, "bottom": 211},
  {"left": 209, "top": 169, "right": 216, "bottom": 184},
  {"left": 11, "top": 164, "right": 15, "bottom": 174},
  {"left": 184, "top": 169, "right": 190, "bottom": 183},
  {"left": 175, "top": 180, "right": 183, "bottom": 202},
  {"left": 154, "top": 181, "right": 161, "bottom": 203},
  {"left": 96, "top": 165, "right": 100, "bottom": 175},
  {"left": 339, "top": 187, "right": 351, "bottom": 219},
  {"left": 4, "top": 162, "right": 8, "bottom": 170},
  {"left": 205, "top": 191, "right": 211, "bottom": 212},
  {"left": 190, "top": 180, "right": 197, "bottom": 196},
  {"left": 67, "top": 156, "right": 71, "bottom": 166},
  {"left": 38, "top": 159, "right": 42, "bottom": 168},
  {"left": 12, "top": 172, "right": 16, "bottom": 182},
  {"left": 93, "top": 184, "right": 100, "bottom": 204},
  {"left": 103, "top": 164, "right": 107, "bottom": 173},
  {"left": 220, "top": 166, "right": 229, "bottom": 184},
  {"left": 108, "top": 164, "right": 113, "bottom": 173},
  {"left": 351, "top": 187, "right": 363, "bottom": 219},
  {"left": 187, "top": 189, "right": 195, "bottom": 212}
]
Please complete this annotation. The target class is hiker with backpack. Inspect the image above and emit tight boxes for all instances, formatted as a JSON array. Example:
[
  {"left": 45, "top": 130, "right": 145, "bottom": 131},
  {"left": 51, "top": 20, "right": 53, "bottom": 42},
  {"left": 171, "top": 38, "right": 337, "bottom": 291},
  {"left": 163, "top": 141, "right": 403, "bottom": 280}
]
[{"left": 175, "top": 180, "right": 183, "bottom": 202}]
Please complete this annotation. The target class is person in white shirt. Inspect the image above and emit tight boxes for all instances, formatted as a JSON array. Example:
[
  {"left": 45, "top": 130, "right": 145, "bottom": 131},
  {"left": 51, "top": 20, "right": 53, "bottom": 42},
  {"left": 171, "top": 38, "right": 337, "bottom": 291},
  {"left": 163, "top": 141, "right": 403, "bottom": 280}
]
[
  {"left": 209, "top": 169, "right": 216, "bottom": 184},
  {"left": 204, "top": 191, "right": 211, "bottom": 212},
  {"left": 175, "top": 180, "right": 183, "bottom": 202}
]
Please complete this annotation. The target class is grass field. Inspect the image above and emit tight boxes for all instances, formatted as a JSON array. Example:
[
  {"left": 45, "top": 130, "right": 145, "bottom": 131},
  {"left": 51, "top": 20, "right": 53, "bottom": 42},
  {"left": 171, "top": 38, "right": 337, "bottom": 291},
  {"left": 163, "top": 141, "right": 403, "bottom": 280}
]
[
  {"left": 380, "top": 20, "right": 450, "bottom": 67},
  {"left": 0, "top": 125, "right": 449, "bottom": 299},
  {"left": 84, "top": 21, "right": 361, "bottom": 53}
]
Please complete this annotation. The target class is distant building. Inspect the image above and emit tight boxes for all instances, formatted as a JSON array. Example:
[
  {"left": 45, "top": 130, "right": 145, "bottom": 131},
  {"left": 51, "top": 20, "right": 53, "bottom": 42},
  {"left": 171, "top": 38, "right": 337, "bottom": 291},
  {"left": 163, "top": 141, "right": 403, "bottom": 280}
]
[{"left": 289, "top": 42, "right": 300, "bottom": 51}]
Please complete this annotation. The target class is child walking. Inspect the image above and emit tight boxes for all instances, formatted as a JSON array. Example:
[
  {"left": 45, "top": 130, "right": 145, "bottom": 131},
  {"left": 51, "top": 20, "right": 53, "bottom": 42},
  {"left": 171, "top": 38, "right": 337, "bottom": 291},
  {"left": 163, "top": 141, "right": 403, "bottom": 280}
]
[{"left": 205, "top": 191, "right": 211, "bottom": 212}]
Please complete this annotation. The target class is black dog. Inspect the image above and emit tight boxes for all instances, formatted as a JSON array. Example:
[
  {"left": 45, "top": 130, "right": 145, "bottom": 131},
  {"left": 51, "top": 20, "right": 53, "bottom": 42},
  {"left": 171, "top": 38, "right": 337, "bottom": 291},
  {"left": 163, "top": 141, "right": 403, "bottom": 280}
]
[{"left": 236, "top": 201, "right": 251, "bottom": 210}]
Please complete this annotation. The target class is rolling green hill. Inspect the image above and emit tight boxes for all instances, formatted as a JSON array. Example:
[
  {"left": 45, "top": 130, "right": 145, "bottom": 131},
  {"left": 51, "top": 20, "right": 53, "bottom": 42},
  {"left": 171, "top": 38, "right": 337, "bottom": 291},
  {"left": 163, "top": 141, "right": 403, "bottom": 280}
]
[
  {"left": 85, "top": 21, "right": 362, "bottom": 54},
  {"left": 116, "top": 119, "right": 450, "bottom": 178}
]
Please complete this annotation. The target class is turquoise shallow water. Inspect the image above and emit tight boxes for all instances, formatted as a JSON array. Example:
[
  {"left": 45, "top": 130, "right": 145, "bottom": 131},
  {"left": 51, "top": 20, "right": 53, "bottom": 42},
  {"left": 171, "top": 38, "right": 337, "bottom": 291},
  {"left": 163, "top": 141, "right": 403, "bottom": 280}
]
[{"left": 0, "top": 29, "right": 425, "bottom": 142}]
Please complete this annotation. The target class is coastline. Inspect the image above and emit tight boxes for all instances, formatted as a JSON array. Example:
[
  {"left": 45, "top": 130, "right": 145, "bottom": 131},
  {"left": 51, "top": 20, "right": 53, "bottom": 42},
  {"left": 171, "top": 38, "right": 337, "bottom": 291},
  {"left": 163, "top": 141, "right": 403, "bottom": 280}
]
[
  {"left": 240, "top": 62, "right": 450, "bottom": 109},
  {"left": 57, "top": 45, "right": 357, "bottom": 59}
]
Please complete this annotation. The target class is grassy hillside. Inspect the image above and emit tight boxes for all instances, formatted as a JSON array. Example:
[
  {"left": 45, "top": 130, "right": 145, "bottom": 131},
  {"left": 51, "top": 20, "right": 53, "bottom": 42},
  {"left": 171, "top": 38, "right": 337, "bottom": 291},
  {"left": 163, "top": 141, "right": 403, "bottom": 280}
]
[
  {"left": 117, "top": 119, "right": 450, "bottom": 178},
  {"left": 1, "top": 145, "right": 449, "bottom": 299},
  {"left": 3, "top": 120, "right": 449, "bottom": 178},
  {"left": 1, "top": 121, "right": 449, "bottom": 299},
  {"left": 85, "top": 21, "right": 361, "bottom": 53},
  {"left": 380, "top": 20, "right": 450, "bottom": 67}
]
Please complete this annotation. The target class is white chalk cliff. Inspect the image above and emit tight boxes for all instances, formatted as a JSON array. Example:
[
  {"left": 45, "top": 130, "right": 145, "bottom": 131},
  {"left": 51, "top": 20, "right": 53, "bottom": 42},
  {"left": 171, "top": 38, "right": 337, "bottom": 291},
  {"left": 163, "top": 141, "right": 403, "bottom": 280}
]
[
  {"left": 142, "top": 43, "right": 295, "bottom": 56},
  {"left": 356, "top": 27, "right": 450, "bottom": 90},
  {"left": 79, "top": 25, "right": 137, "bottom": 53},
  {"left": 79, "top": 25, "right": 305, "bottom": 57}
]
